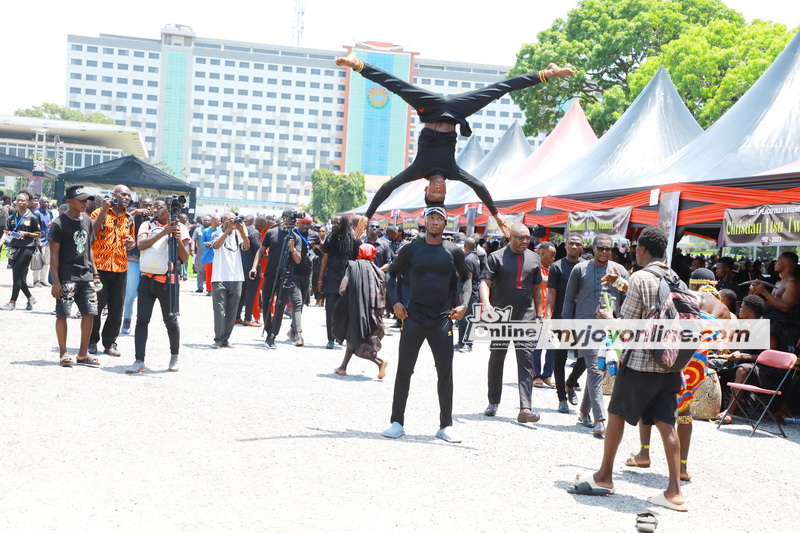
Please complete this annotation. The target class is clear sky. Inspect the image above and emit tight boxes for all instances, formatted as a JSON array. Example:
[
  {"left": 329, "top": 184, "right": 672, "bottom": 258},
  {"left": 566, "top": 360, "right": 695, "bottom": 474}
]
[{"left": 0, "top": 0, "right": 798, "bottom": 116}]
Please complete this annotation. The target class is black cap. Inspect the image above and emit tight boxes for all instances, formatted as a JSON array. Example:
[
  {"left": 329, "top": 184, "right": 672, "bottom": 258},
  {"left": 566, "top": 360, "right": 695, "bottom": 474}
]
[
  {"left": 65, "top": 184, "right": 94, "bottom": 201},
  {"left": 281, "top": 208, "right": 294, "bottom": 218}
]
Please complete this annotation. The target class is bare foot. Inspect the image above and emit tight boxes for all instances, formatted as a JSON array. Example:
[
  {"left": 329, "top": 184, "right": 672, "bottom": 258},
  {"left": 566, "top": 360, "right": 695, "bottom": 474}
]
[
  {"left": 335, "top": 52, "right": 361, "bottom": 70},
  {"left": 543, "top": 63, "right": 577, "bottom": 79},
  {"left": 334, "top": 368, "right": 347, "bottom": 376},
  {"left": 378, "top": 360, "right": 388, "bottom": 380}
]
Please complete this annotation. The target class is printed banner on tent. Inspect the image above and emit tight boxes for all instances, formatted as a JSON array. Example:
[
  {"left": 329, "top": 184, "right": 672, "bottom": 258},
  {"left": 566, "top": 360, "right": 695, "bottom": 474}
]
[
  {"left": 445, "top": 216, "right": 460, "bottom": 234},
  {"left": 485, "top": 213, "right": 524, "bottom": 237},
  {"left": 720, "top": 203, "right": 800, "bottom": 246},
  {"left": 658, "top": 192, "right": 681, "bottom": 267},
  {"left": 568, "top": 207, "right": 632, "bottom": 242}
]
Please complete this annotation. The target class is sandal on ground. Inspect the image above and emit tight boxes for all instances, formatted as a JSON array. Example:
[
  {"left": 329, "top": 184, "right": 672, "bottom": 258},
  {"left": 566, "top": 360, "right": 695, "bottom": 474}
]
[
  {"left": 76, "top": 356, "right": 100, "bottom": 367},
  {"left": 625, "top": 445, "right": 651, "bottom": 468},
  {"left": 716, "top": 414, "right": 732, "bottom": 425},
  {"left": 567, "top": 472, "right": 614, "bottom": 496},
  {"left": 636, "top": 512, "right": 658, "bottom": 533},
  {"left": 59, "top": 354, "right": 74, "bottom": 367}
]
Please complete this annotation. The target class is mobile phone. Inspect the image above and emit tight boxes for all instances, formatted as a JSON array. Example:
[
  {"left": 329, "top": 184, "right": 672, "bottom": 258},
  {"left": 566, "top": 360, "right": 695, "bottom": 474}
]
[{"left": 8, "top": 231, "right": 21, "bottom": 239}]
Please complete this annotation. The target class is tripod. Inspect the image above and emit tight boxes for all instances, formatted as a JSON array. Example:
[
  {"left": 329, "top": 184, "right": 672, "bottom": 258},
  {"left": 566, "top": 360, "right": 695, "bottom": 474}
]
[
  {"left": 167, "top": 232, "right": 180, "bottom": 317},
  {"left": 265, "top": 226, "right": 298, "bottom": 341}
]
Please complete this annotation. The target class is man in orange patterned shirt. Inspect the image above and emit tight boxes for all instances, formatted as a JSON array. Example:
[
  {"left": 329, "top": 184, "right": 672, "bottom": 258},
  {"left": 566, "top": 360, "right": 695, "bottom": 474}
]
[
  {"left": 532, "top": 241, "right": 557, "bottom": 388},
  {"left": 88, "top": 185, "right": 135, "bottom": 356}
]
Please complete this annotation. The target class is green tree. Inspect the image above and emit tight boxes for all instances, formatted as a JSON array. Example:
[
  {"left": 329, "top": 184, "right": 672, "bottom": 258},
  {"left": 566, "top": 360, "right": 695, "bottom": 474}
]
[
  {"left": 510, "top": 0, "right": 744, "bottom": 135},
  {"left": 626, "top": 20, "right": 795, "bottom": 128},
  {"left": 308, "top": 168, "right": 367, "bottom": 221},
  {"left": 14, "top": 103, "right": 114, "bottom": 124}
]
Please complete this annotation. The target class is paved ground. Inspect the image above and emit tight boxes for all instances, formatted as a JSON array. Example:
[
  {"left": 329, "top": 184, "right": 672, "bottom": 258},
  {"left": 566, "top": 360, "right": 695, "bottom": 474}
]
[{"left": 0, "top": 264, "right": 797, "bottom": 532}]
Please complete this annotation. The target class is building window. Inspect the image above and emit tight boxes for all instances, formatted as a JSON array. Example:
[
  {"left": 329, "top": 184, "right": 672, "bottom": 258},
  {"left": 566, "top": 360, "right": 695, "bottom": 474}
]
[
  {"left": 118, "top": 49, "right": 129, "bottom": 56},
  {"left": 101, "top": 90, "right": 112, "bottom": 97},
  {"left": 133, "top": 79, "right": 143, "bottom": 86},
  {"left": 103, "top": 62, "right": 113, "bottom": 68},
  {"left": 69, "top": 87, "right": 81, "bottom": 94},
  {"left": 134, "top": 51, "right": 144, "bottom": 58},
  {"left": 71, "top": 44, "right": 83, "bottom": 51},
  {"left": 103, "top": 48, "right": 113, "bottom": 54},
  {"left": 147, "top": 81, "right": 158, "bottom": 87},
  {"left": 196, "top": 57, "right": 206, "bottom": 64},
  {"left": 148, "top": 67, "right": 159, "bottom": 73},
  {"left": 86, "top": 60, "right": 96, "bottom": 67},
  {"left": 148, "top": 52, "right": 159, "bottom": 59},
  {"left": 210, "top": 73, "right": 220, "bottom": 79}
]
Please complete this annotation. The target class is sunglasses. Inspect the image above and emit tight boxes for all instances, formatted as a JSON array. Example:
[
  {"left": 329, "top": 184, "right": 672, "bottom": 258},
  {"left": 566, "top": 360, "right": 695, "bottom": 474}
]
[
  {"left": 595, "top": 246, "right": 612, "bottom": 252},
  {"left": 369, "top": 224, "right": 380, "bottom": 228}
]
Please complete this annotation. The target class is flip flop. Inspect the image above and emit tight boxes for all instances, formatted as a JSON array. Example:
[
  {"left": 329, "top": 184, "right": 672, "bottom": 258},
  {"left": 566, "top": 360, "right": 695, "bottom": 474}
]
[
  {"left": 59, "top": 354, "right": 74, "bottom": 367},
  {"left": 76, "top": 356, "right": 100, "bottom": 368},
  {"left": 636, "top": 512, "right": 658, "bottom": 533},
  {"left": 625, "top": 454, "right": 651, "bottom": 468},
  {"left": 567, "top": 473, "right": 615, "bottom": 496},
  {"left": 648, "top": 491, "right": 688, "bottom": 512}
]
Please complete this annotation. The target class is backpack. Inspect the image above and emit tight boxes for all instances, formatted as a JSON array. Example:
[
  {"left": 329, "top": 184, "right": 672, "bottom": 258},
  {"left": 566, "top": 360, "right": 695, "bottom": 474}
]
[{"left": 635, "top": 266, "right": 702, "bottom": 372}]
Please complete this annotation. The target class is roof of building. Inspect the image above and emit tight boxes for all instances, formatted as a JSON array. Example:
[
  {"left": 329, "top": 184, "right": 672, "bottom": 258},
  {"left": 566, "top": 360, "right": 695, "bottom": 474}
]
[{"left": 0, "top": 115, "right": 148, "bottom": 158}]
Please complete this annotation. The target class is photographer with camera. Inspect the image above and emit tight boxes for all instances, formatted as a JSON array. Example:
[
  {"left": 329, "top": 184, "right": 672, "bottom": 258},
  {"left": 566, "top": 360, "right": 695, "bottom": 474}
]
[
  {"left": 250, "top": 208, "right": 302, "bottom": 349},
  {"left": 285, "top": 215, "right": 319, "bottom": 346},
  {"left": 211, "top": 212, "right": 250, "bottom": 349},
  {"left": 121, "top": 195, "right": 153, "bottom": 335},
  {"left": 89, "top": 185, "right": 135, "bottom": 357},
  {"left": 125, "top": 197, "right": 190, "bottom": 373}
]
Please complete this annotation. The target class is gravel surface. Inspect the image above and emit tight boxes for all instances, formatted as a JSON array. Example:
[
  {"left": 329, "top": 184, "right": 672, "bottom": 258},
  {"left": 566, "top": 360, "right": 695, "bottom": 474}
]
[{"left": 0, "top": 265, "right": 797, "bottom": 532}]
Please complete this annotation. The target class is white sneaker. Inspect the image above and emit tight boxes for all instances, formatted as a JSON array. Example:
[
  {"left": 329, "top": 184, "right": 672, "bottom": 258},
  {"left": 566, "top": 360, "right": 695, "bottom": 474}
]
[
  {"left": 435, "top": 426, "right": 462, "bottom": 443},
  {"left": 125, "top": 361, "right": 146, "bottom": 374},
  {"left": 382, "top": 422, "right": 405, "bottom": 439},
  {"left": 168, "top": 354, "right": 179, "bottom": 372}
]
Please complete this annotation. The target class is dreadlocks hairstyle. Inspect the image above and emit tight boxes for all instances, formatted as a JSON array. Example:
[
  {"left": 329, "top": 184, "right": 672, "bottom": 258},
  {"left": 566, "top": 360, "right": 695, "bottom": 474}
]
[{"left": 330, "top": 213, "right": 354, "bottom": 260}]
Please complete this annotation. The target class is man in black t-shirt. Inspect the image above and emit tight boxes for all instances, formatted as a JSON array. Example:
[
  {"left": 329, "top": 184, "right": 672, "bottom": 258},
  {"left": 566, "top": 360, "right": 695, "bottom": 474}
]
[
  {"left": 318, "top": 214, "right": 361, "bottom": 349},
  {"left": 384, "top": 206, "right": 471, "bottom": 443},
  {"left": 250, "top": 209, "right": 302, "bottom": 349},
  {"left": 547, "top": 233, "right": 587, "bottom": 413},
  {"left": 285, "top": 216, "right": 320, "bottom": 346},
  {"left": 456, "top": 238, "right": 481, "bottom": 353},
  {"left": 480, "top": 223, "right": 543, "bottom": 424},
  {"left": 49, "top": 184, "right": 99, "bottom": 368}
]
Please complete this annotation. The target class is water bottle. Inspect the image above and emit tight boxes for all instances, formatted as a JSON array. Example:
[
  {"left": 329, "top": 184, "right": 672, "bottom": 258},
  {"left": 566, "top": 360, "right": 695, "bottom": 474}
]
[
  {"left": 605, "top": 348, "right": 619, "bottom": 376},
  {"left": 782, "top": 416, "right": 800, "bottom": 424},
  {"left": 607, "top": 360, "right": 618, "bottom": 377},
  {"left": 598, "top": 352, "right": 606, "bottom": 371}
]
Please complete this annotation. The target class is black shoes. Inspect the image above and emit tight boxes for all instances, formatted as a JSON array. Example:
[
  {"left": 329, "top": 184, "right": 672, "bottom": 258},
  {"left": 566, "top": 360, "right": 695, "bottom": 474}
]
[
  {"left": 483, "top": 403, "right": 499, "bottom": 417},
  {"left": 517, "top": 409, "right": 541, "bottom": 424}
]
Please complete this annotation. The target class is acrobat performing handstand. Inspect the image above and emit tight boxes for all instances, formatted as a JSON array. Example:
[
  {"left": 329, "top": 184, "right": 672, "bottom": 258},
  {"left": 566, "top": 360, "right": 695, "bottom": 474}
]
[{"left": 335, "top": 52, "right": 576, "bottom": 238}]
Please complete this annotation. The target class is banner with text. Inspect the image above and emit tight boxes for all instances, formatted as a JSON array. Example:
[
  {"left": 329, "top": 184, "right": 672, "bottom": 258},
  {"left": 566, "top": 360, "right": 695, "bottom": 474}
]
[
  {"left": 485, "top": 213, "right": 524, "bottom": 237},
  {"left": 720, "top": 203, "right": 800, "bottom": 247},
  {"left": 567, "top": 207, "right": 632, "bottom": 242}
]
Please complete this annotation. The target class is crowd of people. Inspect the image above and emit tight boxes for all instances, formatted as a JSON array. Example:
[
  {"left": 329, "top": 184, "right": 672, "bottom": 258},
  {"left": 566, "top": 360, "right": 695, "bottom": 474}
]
[{"left": 3, "top": 53, "right": 800, "bottom": 515}]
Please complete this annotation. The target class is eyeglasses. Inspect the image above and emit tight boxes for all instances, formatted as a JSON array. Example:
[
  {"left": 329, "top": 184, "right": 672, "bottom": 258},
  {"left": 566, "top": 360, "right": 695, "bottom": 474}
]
[
  {"left": 511, "top": 235, "right": 531, "bottom": 241},
  {"left": 595, "top": 246, "right": 612, "bottom": 252},
  {"left": 369, "top": 224, "right": 380, "bottom": 228}
]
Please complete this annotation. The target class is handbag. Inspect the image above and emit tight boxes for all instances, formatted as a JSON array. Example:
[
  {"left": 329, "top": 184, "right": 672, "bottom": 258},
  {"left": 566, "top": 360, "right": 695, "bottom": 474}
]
[
  {"left": 6, "top": 246, "right": 19, "bottom": 267},
  {"left": 30, "top": 244, "right": 45, "bottom": 271}
]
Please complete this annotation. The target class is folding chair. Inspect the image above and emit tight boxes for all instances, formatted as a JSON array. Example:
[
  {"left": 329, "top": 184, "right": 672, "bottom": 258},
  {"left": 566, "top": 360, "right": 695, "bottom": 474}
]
[{"left": 717, "top": 349, "right": 798, "bottom": 437}]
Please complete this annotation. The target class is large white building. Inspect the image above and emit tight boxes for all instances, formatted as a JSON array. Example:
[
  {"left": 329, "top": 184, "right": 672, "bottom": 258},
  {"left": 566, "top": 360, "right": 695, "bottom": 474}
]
[{"left": 65, "top": 25, "right": 544, "bottom": 211}]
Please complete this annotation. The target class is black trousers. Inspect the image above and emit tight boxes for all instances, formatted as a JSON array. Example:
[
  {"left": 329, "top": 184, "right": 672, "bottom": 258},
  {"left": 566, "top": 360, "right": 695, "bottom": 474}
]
[
  {"left": 487, "top": 339, "right": 536, "bottom": 410},
  {"left": 134, "top": 275, "right": 179, "bottom": 362},
  {"left": 554, "top": 349, "right": 587, "bottom": 403},
  {"left": 91, "top": 270, "right": 127, "bottom": 349},
  {"left": 262, "top": 272, "right": 291, "bottom": 340},
  {"left": 324, "top": 292, "right": 341, "bottom": 342},
  {"left": 288, "top": 271, "right": 310, "bottom": 334},
  {"left": 457, "top": 291, "right": 480, "bottom": 346},
  {"left": 391, "top": 316, "right": 454, "bottom": 429},
  {"left": 238, "top": 271, "right": 261, "bottom": 322},
  {"left": 9, "top": 247, "right": 33, "bottom": 301},
  {"left": 360, "top": 62, "right": 542, "bottom": 218}
]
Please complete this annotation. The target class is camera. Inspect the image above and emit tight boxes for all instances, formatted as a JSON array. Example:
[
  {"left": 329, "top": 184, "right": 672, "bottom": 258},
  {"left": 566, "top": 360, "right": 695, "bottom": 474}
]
[
  {"left": 105, "top": 196, "right": 119, "bottom": 205},
  {"left": 234, "top": 216, "right": 244, "bottom": 225},
  {"left": 283, "top": 209, "right": 305, "bottom": 228},
  {"left": 165, "top": 195, "right": 186, "bottom": 222}
]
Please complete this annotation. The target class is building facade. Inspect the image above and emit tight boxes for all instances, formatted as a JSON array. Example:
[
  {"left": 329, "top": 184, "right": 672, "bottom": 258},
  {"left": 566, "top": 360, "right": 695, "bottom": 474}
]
[{"left": 65, "top": 25, "right": 544, "bottom": 212}]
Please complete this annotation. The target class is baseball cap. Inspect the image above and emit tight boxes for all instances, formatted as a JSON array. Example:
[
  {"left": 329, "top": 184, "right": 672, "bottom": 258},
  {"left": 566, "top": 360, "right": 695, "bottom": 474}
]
[
  {"left": 424, "top": 206, "right": 447, "bottom": 219},
  {"left": 65, "top": 184, "right": 94, "bottom": 201}
]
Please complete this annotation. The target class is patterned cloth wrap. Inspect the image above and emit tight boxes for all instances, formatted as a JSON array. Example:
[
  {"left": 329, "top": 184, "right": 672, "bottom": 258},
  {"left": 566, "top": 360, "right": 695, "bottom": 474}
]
[{"left": 677, "top": 310, "right": 717, "bottom": 411}]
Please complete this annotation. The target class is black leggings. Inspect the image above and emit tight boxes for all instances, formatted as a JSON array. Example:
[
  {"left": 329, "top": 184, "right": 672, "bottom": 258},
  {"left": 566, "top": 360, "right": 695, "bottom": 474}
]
[
  {"left": 10, "top": 247, "right": 33, "bottom": 301},
  {"left": 359, "top": 62, "right": 542, "bottom": 218},
  {"left": 391, "top": 316, "right": 454, "bottom": 429},
  {"left": 134, "top": 275, "right": 180, "bottom": 362}
]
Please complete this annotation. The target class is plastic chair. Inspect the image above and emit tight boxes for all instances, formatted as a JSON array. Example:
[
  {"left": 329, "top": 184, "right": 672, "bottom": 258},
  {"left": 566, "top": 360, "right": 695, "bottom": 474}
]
[{"left": 717, "top": 349, "right": 797, "bottom": 437}]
